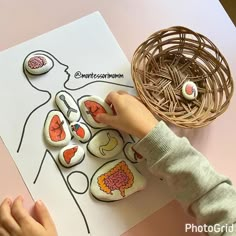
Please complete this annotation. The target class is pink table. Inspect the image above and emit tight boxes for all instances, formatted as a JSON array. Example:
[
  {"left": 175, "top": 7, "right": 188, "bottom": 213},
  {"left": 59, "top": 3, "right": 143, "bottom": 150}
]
[{"left": 1, "top": 0, "right": 236, "bottom": 235}]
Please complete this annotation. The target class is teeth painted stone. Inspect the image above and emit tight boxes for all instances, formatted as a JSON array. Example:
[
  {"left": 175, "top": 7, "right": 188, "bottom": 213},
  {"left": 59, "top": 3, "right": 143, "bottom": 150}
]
[
  {"left": 87, "top": 129, "right": 124, "bottom": 159},
  {"left": 69, "top": 122, "right": 91, "bottom": 143},
  {"left": 55, "top": 91, "right": 80, "bottom": 122},
  {"left": 58, "top": 144, "right": 85, "bottom": 168},
  {"left": 90, "top": 159, "right": 146, "bottom": 201},
  {"left": 24, "top": 54, "right": 53, "bottom": 75},
  {"left": 79, "top": 95, "right": 113, "bottom": 128},
  {"left": 123, "top": 143, "right": 145, "bottom": 163},
  {"left": 44, "top": 110, "right": 71, "bottom": 147}
]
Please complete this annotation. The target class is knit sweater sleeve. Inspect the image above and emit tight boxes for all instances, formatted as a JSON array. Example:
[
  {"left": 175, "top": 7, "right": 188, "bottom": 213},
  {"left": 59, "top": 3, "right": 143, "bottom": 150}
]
[{"left": 133, "top": 121, "right": 236, "bottom": 236}]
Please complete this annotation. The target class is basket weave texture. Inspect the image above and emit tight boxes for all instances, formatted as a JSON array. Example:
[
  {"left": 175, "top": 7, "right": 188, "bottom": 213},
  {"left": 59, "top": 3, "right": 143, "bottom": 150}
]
[{"left": 131, "top": 26, "right": 234, "bottom": 128}]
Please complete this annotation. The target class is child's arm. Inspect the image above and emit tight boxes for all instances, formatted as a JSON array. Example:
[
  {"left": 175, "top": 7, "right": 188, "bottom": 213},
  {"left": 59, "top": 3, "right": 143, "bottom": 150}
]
[{"left": 97, "top": 91, "right": 236, "bottom": 236}]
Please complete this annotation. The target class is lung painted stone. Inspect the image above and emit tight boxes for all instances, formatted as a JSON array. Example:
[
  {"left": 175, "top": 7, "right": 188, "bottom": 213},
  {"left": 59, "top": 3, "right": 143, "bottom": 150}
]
[
  {"left": 58, "top": 144, "right": 85, "bottom": 168},
  {"left": 69, "top": 122, "right": 91, "bottom": 143},
  {"left": 87, "top": 129, "right": 124, "bottom": 159},
  {"left": 79, "top": 96, "right": 113, "bottom": 128},
  {"left": 55, "top": 91, "right": 80, "bottom": 122},
  {"left": 24, "top": 54, "right": 53, "bottom": 75},
  {"left": 90, "top": 159, "right": 146, "bottom": 201},
  {"left": 44, "top": 110, "right": 71, "bottom": 147},
  {"left": 123, "top": 143, "right": 144, "bottom": 163}
]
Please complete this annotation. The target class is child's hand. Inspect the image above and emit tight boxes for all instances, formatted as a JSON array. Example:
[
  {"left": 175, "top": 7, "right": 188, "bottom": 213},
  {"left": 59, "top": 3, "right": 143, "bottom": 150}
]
[
  {"left": 96, "top": 91, "right": 158, "bottom": 138},
  {"left": 0, "top": 196, "right": 57, "bottom": 236}
]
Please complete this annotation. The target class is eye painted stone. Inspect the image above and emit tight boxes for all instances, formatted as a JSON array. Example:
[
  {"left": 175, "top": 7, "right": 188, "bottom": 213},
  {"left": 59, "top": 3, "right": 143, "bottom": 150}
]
[
  {"left": 55, "top": 91, "right": 80, "bottom": 122},
  {"left": 24, "top": 54, "right": 53, "bottom": 75},
  {"left": 79, "top": 96, "right": 113, "bottom": 128},
  {"left": 87, "top": 129, "right": 124, "bottom": 159},
  {"left": 182, "top": 81, "right": 198, "bottom": 100},
  {"left": 90, "top": 159, "right": 146, "bottom": 201},
  {"left": 123, "top": 143, "right": 145, "bottom": 163},
  {"left": 44, "top": 110, "right": 71, "bottom": 147},
  {"left": 69, "top": 122, "right": 91, "bottom": 143},
  {"left": 58, "top": 144, "right": 85, "bottom": 168}
]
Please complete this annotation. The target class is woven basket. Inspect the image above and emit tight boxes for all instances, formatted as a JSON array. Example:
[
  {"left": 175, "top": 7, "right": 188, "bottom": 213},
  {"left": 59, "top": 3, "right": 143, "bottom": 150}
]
[{"left": 131, "top": 26, "right": 234, "bottom": 128}]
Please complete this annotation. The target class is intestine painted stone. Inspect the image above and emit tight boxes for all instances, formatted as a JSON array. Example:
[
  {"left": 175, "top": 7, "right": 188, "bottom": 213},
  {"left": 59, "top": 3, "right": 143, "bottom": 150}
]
[
  {"left": 69, "top": 122, "right": 91, "bottom": 143},
  {"left": 55, "top": 91, "right": 80, "bottom": 122},
  {"left": 79, "top": 96, "right": 113, "bottom": 128},
  {"left": 123, "top": 143, "right": 144, "bottom": 163},
  {"left": 87, "top": 129, "right": 124, "bottom": 158},
  {"left": 90, "top": 159, "right": 146, "bottom": 201},
  {"left": 58, "top": 144, "right": 85, "bottom": 168},
  {"left": 24, "top": 54, "right": 53, "bottom": 75},
  {"left": 44, "top": 110, "right": 71, "bottom": 147}
]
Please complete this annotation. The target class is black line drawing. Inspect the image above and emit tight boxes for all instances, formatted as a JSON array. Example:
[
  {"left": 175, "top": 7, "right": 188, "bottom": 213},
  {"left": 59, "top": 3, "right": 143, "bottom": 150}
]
[
  {"left": 16, "top": 50, "right": 134, "bottom": 235},
  {"left": 67, "top": 171, "right": 89, "bottom": 194},
  {"left": 34, "top": 149, "right": 90, "bottom": 233}
]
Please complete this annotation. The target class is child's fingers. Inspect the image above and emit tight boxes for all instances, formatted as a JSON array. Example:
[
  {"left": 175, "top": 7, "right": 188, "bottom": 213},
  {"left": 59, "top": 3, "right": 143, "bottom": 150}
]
[
  {"left": 0, "top": 226, "right": 10, "bottom": 236},
  {"left": 34, "top": 200, "right": 56, "bottom": 231},
  {"left": 11, "top": 196, "right": 34, "bottom": 227},
  {"left": 96, "top": 113, "right": 116, "bottom": 126},
  {"left": 0, "top": 198, "right": 21, "bottom": 234}
]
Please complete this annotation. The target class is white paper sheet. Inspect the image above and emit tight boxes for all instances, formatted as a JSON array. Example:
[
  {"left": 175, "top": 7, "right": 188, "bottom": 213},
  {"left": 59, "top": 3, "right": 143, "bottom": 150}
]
[{"left": 0, "top": 12, "right": 173, "bottom": 236}]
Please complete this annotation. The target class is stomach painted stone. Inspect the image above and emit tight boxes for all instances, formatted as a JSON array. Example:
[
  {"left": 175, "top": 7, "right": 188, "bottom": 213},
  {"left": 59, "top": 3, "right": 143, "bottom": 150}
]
[
  {"left": 44, "top": 110, "right": 71, "bottom": 147},
  {"left": 87, "top": 129, "right": 124, "bottom": 158},
  {"left": 123, "top": 143, "right": 144, "bottom": 163},
  {"left": 90, "top": 159, "right": 146, "bottom": 201},
  {"left": 69, "top": 122, "right": 91, "bottom": 143},
  {"left": 55, "top": 91, "right": 80, "bottom": 122},
  {"left": 78, "top": 95, "right": 113, "bottom": 128},
  {"left": 58, "top": 144, "right": 85, "bottom": 168},
  {"left": 24, "top": 53, "right": 53, "bottom": 75}
]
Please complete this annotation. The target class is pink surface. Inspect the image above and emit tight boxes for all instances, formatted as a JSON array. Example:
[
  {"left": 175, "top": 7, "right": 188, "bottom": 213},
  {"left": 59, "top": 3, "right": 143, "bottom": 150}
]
[{"left": 0, "top": 0, "right": 236, "bottom": 235}]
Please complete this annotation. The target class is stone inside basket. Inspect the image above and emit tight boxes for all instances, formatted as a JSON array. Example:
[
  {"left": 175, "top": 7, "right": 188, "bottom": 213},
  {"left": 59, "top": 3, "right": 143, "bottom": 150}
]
[{"left": 131, "top": 26, "right": 234, "bottom": 128}]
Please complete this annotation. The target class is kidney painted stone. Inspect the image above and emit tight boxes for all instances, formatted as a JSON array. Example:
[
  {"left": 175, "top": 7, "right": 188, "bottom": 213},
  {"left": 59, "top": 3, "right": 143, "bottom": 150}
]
[
  {"left": 24, "top": 53, "right": 53, "bottom": 75},
  {"left": 58, "top": 144, "right": 85, "bottom": 168},
  {"left": 79, "top": 95, "right": 113, "bottom": 128},
  {"left": 123, "top": 143, "right": 144, "bottom": 163},
  {"left": 69, "top": 122, "right": 91, "bottom": 143},
  {"left": 44, "top": 110, "right": 71, "bottom": 147},
  {"left": 55, "top": 91, "right": 80, "bottom": 122},
  {"left": 90, "top": 159, "right": 146, "bottom": 201},
  {"left": 87, "top": 129, "right": 124, "bottom": 159}
]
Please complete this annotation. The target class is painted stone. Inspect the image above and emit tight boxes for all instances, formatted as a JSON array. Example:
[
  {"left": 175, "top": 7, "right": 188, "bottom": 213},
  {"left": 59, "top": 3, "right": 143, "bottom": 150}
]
[
  {"left": 69, "top": 122, "right": 91, "bottom": 143},
  {"left": 79, "top": 96, "right": 113, "bottom": 128},
  {"left": 55, "top": 91, "right": 80, "bottom": 122},
  {"left": 123, "top": 143, "right": 145, "bottom": 163},
  {"left": 24, "top": 54, "right": 53, "bottom": 75},
  {"left": 58, "top": 144, "right": 85, "bottom": 168},
  {"left": 182, "top": 81, "right": 198, "bottom": 100},
  {"left": 87, "top": 129, "right": 124, "bottom": 159},
  {"left": 90, "top": 159, "right": 147, "bottom": 201},
  {"left": 44, "top": 110, "right": 71, "bottom": 147}
]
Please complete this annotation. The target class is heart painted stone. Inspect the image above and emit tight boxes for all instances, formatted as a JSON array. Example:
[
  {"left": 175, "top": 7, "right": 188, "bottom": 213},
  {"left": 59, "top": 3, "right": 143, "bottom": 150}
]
[
  {"left": 123, "top": 143, "right": 144, "bottom": 163},
  {"left": 78, "top": 95, "right": 113, "bottom": 128},
  {"left": 87, "top": 129, "right": 124, "bottom": 158},
  {"left": 55, "top": 91, "right": 80, "bottom": 122},
  {"left": 24, "top": 53, "right": 53, "bottom": 75},
  {"left": 90, "top": 159, "right": 146, "bottom": 201},
  {"left": 69, "top": 122, "right": 91, "bottom": 143},
  {"left": 58, "top": 144, "right": 85, "bottom": 168},
  {"left": 44, "top": 110, "right": 71, "bottom": 147}
]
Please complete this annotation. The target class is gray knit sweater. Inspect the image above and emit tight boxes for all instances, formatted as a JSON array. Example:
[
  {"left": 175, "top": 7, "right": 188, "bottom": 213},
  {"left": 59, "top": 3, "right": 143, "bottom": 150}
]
[{"left": 134, "top": 121, "right": 236, "bottom": 236}]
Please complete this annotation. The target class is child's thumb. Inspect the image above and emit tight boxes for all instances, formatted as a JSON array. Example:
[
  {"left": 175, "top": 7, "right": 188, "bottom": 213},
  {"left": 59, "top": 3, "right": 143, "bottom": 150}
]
[
  {"left": 35, "top": 200, "right": 56, "bottom": 230},
  {"left": 96, "top": 113, "right": 115, "bottom": 126}
]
